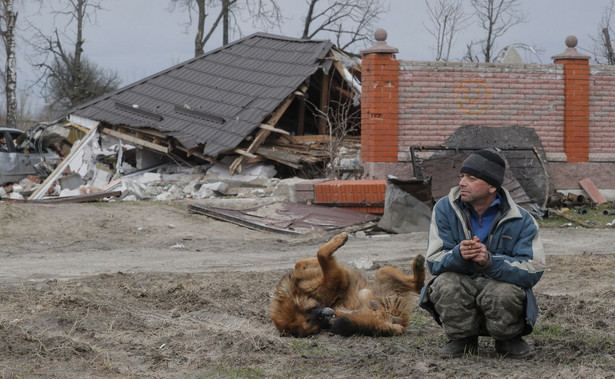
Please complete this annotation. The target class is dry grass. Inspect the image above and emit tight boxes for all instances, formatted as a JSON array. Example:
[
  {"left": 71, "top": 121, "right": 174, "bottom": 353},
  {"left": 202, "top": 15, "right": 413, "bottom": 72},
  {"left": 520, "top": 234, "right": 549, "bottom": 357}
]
[{"left": 1, "top": 255, "right": 614, "bottom": 378}]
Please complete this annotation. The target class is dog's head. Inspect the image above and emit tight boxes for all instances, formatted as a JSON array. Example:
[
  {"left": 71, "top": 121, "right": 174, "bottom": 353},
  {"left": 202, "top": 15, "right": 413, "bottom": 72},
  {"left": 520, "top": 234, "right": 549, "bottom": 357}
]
[{"left": 282, "top": 306, "right": 335, "bottom": 337}]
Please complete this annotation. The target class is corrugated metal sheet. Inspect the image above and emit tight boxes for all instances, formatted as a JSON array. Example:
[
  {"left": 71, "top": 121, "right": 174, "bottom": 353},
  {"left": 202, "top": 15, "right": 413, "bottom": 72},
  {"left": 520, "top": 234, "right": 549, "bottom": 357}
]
[{"left": 70, "top": 33, "right": 333, "bottom": 156}]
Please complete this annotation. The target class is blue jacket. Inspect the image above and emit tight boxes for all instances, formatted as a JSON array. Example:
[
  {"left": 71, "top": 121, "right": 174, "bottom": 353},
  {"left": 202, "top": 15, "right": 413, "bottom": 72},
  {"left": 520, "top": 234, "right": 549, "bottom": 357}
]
[{"left": 419, "top": 186, "right": 546, "bottom": 334}]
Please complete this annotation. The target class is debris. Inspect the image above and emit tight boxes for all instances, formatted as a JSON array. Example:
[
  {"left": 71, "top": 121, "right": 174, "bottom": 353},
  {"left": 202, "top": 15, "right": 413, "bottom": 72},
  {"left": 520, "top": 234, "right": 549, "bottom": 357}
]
[
  {"left": 549, "top": 208, "right": 596, "bottom": 228},
  {"left": 347, "top": 257, "right": 373, "bottom": 270},
  {"left": 377, "top": 179, "right": 432, "bottom": 234},
  {"left": 579, "top": 178, "right": 607, "bottom": 205},
  {"left": 188, "top": 202, "right": 378, "bottom": 234}
]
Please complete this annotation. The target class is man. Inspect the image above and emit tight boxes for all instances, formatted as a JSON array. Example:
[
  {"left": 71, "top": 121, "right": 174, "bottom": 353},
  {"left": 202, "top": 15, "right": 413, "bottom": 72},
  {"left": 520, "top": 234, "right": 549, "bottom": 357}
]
[{"left": 419, "top": 148, "right": 546, "bottom": 359}]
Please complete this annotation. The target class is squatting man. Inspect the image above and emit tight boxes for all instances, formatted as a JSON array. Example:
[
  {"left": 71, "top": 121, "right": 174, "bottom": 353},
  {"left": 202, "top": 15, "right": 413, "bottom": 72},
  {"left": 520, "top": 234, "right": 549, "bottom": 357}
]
[{"left": 419, "top": 148, "right": 546, "bottom": 359}]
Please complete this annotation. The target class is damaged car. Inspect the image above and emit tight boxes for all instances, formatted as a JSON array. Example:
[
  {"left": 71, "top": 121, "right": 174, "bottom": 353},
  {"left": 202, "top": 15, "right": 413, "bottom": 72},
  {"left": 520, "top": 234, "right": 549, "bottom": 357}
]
[{"left": 0, "top": 127, "right": 61, "bottom": 186}]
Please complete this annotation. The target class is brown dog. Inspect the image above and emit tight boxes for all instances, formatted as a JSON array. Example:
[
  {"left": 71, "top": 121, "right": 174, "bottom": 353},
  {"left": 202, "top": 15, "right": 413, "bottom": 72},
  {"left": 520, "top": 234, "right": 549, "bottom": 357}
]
[{"left": 269, "top": 232, "right": 425, "bottom": 337}]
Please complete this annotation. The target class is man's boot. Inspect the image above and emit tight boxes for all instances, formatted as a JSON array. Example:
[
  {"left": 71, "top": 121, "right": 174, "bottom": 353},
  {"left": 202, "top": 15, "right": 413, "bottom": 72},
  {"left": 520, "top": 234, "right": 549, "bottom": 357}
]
[
  {"left": 439, "top": 336, "right": 478, "bottom": 358},
  {"left": 495, "top": 337, "right": 535, "bottom": 359}
]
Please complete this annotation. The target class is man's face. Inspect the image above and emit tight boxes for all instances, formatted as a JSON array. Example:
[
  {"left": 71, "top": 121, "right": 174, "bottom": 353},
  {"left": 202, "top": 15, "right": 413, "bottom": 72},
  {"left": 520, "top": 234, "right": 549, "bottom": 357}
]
[{"left": 458, "top": 173, "right": 494, "bottom": 204}]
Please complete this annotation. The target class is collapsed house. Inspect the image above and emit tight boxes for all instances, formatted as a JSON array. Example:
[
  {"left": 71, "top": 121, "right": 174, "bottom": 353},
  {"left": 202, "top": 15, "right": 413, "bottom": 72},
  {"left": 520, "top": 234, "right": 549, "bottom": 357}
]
[{"left": 7, "top": 33, "right": 362, "bottom": 202}]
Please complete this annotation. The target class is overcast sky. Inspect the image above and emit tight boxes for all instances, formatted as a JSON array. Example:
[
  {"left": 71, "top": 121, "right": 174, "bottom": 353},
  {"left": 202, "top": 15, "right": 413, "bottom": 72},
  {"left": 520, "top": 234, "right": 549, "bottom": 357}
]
[{"left": 16, "top": 0, "right": 608, "bottom": 110}]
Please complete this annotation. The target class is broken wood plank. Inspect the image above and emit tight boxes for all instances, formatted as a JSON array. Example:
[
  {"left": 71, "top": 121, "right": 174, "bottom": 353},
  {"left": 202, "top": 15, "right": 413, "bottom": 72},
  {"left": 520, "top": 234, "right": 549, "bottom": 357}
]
[
  {"left": 229, "top": 86, "right": 306, "bottom": 174},
  {"left": 273, "top": 134, "right": 331, "bottom": 144},
  {"left": 102, "top": 127, "right": 170, "bottom": 154},
  {"left": 259, "top": 123, "right": 297, "bottom": 144},
  {"left": 10, "top": 191, "right": 122, "bottom": 204},
  {"left": 259, "top": 123, "right": 289, "bottom": 135},
  {"left": 28, "top": 124, "right": 100, "bottom": 200},
  {"left": 549, "top": 208, "right": 596, "bottom": 228},
  {"left": 234, "top": 148, "right": 258, "bottom": 158},
  {"left": 174, "top": 145, "right": 215, "bottom": 163},
  {"left": 579, "top": 178, "right": 607, "bottom": 204},
  {"left": 260, "top": 144, "right": 328, "bottom": 159},
  {"left": 254, "top": 146, "right": 303, "bottom": 169}
]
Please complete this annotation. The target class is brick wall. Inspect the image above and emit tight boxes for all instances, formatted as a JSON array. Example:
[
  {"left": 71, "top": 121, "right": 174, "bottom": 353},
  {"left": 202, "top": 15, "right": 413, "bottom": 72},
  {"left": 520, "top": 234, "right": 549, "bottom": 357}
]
[
  {"left": 359, "top": 33, "right": 615, "bottom": 193},
  {"left": 397, "top": 61, "right": 565, "bottom": 160},
  {"left": 589, "top": 65, "right": 615, "bottom": 158}
]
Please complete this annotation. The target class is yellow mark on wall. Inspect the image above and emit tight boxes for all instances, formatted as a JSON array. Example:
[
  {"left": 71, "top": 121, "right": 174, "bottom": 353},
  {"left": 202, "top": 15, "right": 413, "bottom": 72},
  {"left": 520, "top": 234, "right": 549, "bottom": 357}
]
[{"left": 456, "top": 79, "right": 491, "bottom": 115}]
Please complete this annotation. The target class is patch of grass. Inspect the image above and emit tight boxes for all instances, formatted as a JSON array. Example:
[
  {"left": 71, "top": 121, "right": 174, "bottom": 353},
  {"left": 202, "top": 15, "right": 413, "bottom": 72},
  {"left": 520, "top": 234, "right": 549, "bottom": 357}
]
[
  {"left": 534, "top": 322, "right": 615, "bottom": 353},
  {"left": 538, "top": 203, "right": 615, "bottom": 229},
  {"left": 534, "top": 323, "right": 567, "bottom": 339},
  {"left": 199, "top": 364, "right": 266, "bottom": 379}
]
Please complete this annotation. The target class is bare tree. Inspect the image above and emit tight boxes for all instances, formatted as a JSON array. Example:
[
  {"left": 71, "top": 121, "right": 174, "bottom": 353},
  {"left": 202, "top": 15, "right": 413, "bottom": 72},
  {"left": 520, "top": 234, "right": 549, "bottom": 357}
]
[
  {"left": 301, "top": 0, "right": 386, "bottom": 52},
  {"left": 168, "top": 0, "right": 282, "bottom": 57},
  {"left": 424, "top": 0, "right": 470, "bottom": 61},
  {"left": 469, "top": 0, "right": 527, "bottom": 62},
  {"left": 0, "top": 0, "right": 18, "bottom": 127},
  {"left": 31, "top": 0, "right": 120, "bottom": 116},
  {"left": 591, "top": 0, "right": 615, "bottom": 65}
]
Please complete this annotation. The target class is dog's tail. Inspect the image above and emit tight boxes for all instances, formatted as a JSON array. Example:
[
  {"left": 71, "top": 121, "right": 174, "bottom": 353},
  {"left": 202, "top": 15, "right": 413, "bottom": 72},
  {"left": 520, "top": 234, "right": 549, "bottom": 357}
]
[{"left": 412, "top": 254, "right": 426, "bottom": 294}]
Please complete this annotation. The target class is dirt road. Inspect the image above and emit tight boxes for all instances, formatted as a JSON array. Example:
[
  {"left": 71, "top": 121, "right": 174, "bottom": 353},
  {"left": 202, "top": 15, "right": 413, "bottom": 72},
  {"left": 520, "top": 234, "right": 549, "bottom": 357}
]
[
  {"left": 2, "top": 200, "right": 614, "bottom": 282},
  {"left": 1, "top": 200, "right": 614, "bottom": 378}
]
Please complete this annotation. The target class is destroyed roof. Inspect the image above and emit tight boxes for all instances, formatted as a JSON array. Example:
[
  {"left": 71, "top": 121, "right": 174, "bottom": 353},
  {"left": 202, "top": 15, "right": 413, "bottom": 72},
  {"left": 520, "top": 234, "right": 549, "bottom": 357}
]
[{"left": 70, "top": 33, "right": 334, "bottom": 156}]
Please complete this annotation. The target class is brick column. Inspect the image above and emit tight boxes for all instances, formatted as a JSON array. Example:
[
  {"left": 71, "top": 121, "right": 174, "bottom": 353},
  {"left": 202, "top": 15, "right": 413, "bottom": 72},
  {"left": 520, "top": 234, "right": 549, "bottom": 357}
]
[
  {"left": 552, "top": 35, "right": 590, "bottom": 162},
  {"left": 360, "top": 29, "right": 399, "bottom": 163}
]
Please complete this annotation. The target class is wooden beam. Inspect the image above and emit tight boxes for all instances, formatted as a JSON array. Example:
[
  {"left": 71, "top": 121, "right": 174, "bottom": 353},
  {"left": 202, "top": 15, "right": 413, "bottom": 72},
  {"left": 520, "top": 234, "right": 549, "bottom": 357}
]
[
  {"left": 259, "top": 123, "right": 289, "bottom": 135},
  {"left": 119, "top": 124, "right": 168, "bottom": 139},
  {"left": 332, "top": 83, "right": 355, "bottom": 99},
  {"left": 174, "top": 146, "right": 216, "bottom": 164},
  {"left": 234, "top": 148, "right": 258, "bottom": 158},
  {"left": 229, "top": 86, "right": 307, "bottom": 174},
  {"left": 29, "top": 124, "right": 100, "bottom": 200},
  {"left": 255, "top": 146, "right": 303, "bottom": 169},
  {"left": 331, "top": 59, "right": 359, "bottom": 96},
  {"left": 101, "top": 127, "right": 170, "bottom": 154},
  {"left": 274, "top": 134, "right": 331, "bottom": 144},
  {"left": 259, "top": 123, "right": 298, "bottom": 144},
  {"left": 186, "top": 145, "right": 200, "bottom": 157},
  {"left": 63, "top": 122, "right": 89, "bottom": 134}
]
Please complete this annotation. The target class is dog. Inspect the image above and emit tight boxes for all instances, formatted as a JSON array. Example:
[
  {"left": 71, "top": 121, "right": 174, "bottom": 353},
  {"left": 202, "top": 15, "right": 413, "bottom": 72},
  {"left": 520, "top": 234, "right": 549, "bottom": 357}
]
[{"left": 269, "top": 232, "right": 425, "bottom": 337}]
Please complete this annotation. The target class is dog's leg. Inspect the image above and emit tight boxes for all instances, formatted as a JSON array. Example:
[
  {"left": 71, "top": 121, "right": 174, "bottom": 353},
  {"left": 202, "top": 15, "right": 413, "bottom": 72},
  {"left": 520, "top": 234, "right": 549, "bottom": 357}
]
[
  {"left": 374, "top": 255, "right": 426, "bottom": 295},
  {"left": 314, "top": 232, "right": 349, "bottom": 306},
  {"left": 316, "top": 232, "right": 349, "bottom": 260}
]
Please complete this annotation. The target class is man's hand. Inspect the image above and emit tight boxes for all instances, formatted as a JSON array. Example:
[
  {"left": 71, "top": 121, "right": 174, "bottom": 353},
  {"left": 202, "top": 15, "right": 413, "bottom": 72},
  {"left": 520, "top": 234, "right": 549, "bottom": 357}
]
[{"left": 459, "top": 236, "right": 490, "bottom": 266}]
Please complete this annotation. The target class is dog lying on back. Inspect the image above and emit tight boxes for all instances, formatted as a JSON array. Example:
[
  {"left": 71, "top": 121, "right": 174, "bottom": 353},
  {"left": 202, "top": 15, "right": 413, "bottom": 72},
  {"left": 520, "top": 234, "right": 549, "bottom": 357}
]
[{"left": 269, "top": 232, "right": 425, "bottom": 337}]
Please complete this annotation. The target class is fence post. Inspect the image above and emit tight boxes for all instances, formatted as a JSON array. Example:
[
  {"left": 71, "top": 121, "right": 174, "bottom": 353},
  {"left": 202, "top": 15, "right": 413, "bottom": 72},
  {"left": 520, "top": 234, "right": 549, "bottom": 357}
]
[
  {"left": 552, "top": 35, "right": 590, "bottom": 163},
  {"left": 360, "top": 29, "right": 399, "bottom": 165}
]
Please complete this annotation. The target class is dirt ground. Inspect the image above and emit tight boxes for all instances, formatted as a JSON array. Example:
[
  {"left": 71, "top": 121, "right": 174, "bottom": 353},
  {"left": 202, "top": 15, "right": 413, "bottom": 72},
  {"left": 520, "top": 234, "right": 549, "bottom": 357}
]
[{"left": 1, "top": 200, "right": 615, "bottom": 378}]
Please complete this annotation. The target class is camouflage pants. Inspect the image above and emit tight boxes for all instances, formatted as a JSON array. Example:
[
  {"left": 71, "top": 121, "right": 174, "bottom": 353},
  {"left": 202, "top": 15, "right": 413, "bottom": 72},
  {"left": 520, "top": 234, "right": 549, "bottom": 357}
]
[{"left": 426, "top": 272, "right": 526, "bottom": 340}]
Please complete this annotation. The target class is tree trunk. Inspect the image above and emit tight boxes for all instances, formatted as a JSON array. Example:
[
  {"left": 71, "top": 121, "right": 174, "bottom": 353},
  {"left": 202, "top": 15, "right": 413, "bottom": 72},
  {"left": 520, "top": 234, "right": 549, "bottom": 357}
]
[
  {"left": 603, "top": 27, "right": 615, "bottom": 65},
  {"left": 302, "top": 0, "right": 317, "bottom": 39},
  {"left": 195, "top": 0, "right": 206, "bottom": 56},
  {"left": 222, "top": 0, "right": 229, "bottom": 45},
  {"left": 2, "top": 0, "right": 17, "bottom": 128}
]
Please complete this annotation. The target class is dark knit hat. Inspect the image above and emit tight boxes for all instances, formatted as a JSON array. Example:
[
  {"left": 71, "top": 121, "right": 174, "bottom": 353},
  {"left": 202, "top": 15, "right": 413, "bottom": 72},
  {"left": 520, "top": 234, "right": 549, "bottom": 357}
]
[{"left": 460, "top": 149, "right": 506, "bottom": 188}]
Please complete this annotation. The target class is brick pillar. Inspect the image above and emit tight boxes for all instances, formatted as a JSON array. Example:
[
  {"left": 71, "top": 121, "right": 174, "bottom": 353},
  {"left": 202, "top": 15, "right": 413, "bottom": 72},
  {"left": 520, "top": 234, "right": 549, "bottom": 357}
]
[
  {"left": 552, "top": 35, "right": 590, "bottom": 163},
  {"left": 360, "top": 29, "right": 399, "bottom": 163}
]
